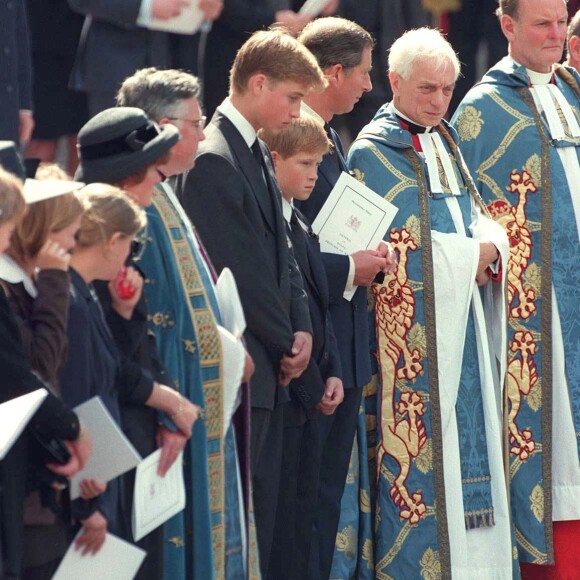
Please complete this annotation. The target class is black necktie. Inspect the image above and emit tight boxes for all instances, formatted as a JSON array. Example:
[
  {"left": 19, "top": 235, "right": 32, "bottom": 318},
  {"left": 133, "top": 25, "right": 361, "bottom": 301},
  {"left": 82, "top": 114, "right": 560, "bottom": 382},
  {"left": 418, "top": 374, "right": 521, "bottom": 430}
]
[
  {"left": 289, "top": 210, "right": 309, "bottom": 267},
  {"left": 251, "top": 139, "right": 267, "bottom": 184}
]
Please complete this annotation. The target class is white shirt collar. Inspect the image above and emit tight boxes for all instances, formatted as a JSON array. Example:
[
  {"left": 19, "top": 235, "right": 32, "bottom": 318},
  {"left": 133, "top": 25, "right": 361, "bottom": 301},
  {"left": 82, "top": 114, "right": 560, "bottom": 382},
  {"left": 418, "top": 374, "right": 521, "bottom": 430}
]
[
  {"left": 392, "top": 105, "right": 433, "bottom": 132},
  {"left": 0, "top": 254, "right": 37, "bottom": 297},
  {"left": 301, "top": 101, "right": 326, "bottom": 125},
  {"left": 282, "top": 197, "right": 293, "bottom": 224},
  {"left": 217, "top": 97, "right": 257, "bottom": 149},
  {"left": 509, "top": 56, "right": 553, "bottom": 85}
]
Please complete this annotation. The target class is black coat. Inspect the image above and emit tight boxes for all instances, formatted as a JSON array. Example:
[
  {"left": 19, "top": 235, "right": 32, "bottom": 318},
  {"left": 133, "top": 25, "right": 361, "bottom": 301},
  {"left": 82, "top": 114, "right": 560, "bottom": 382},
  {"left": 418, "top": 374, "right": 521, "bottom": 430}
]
[
  {"left": 295, "top": 125, "right": 372, "bottom": 391},
  {"left": 0, "top": 286, "right": 79, "bottom": 576},
  {"left": 285, "top": 208, "right": 342, "bottom": 423},
  {"left": 0, "top": 0, "right": 33, "bottom": 142},
  {"left": 183, "top": 111, "right": 312, "bottom": 410},
  {"left": 68, "top": 0, "right": 170, "bottom": 99}
]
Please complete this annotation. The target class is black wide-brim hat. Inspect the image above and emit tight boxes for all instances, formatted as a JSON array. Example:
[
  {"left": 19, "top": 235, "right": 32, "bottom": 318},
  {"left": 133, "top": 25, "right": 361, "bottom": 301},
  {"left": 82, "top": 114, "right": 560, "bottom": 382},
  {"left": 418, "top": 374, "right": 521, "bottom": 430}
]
[{"left": 75, "top": 107, "right": 179, "bottom": 184}]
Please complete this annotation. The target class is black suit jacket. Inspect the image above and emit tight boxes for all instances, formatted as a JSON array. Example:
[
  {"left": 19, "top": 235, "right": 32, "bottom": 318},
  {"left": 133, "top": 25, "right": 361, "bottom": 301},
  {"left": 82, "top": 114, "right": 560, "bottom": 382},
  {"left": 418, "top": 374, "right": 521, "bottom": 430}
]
[
  {"left": 295, "top": 126, "right": 371, "bottom": 391},
  {"left": 182, "top": 111, "right": 312, "bottom": 410},
  {"left": 285, "top": 209, "right": 341, "bottom": 418}
]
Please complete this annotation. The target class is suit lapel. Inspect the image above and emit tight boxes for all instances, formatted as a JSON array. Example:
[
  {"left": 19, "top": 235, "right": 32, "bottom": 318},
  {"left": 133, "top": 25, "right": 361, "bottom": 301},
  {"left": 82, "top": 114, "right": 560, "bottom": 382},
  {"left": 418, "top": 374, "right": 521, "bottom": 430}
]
[{"left": 214, "top": 113, "right": 278, "bottom": 235}]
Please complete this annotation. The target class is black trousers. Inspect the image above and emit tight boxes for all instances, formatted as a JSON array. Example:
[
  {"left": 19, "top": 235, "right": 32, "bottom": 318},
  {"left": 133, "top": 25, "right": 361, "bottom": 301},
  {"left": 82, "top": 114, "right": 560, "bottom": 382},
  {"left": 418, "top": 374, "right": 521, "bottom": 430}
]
[
  {"left": 308, "top": 387, "right": 363, "bottom": 580},
  {"left": 268, "top": 405, "right": 320, "bottom": 580},
  {"left": 251, "top": 405, "right": 284, "bottom": 578}
]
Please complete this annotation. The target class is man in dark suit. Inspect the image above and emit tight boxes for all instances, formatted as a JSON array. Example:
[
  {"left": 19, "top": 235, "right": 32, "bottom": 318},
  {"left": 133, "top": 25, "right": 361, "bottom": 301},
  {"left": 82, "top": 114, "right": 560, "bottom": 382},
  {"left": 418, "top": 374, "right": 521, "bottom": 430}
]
[
  {"left": 68, "top": 0, "right": 223, "bottom": 115},
  {"left": 182, "top": 29, "right": 326, "bottom": 576},
  {"left": 296, "top": 17, "right": 395, "bottom": 580},
  {"left": 0, "top": 0, "right": 34, "bottom": 145}
]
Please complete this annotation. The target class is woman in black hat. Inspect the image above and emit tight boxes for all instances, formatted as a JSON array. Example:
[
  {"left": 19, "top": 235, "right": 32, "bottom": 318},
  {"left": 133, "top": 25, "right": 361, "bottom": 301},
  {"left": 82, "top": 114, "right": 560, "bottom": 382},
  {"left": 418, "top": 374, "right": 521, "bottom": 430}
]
[{"left": 75, "top": 108, "right": 201, "bottom": 580}]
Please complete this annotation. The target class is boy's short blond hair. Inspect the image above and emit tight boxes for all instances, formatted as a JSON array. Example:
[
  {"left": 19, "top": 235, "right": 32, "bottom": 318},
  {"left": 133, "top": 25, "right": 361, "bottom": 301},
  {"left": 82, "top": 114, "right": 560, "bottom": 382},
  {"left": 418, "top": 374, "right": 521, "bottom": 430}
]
[
  {"left": 259, "top": 115, "right": 332, "bottom": 159},
  {"left": 230, "top": 29, "right": 327, "bottom": 95}
]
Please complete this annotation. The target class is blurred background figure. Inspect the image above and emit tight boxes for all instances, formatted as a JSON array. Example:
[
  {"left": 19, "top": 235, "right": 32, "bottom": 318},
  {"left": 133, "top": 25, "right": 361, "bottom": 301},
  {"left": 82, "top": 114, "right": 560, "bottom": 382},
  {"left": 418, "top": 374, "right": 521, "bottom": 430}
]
[
  {"left": 0, "top": 0, "right": 34, "bottom": 145},
  {"left": 565, "top": 9, "right": 580, "bottom": 71},
  {"left": 172, "top": 0, "right": 339, "bottom": 119},
  {"left": 24, "top": 0, "right": 89, "bottom": 176},
  {"left": 333, "top": 0, "right": 428, "bottom": 141},
  {"left": 440, "top": 0, "right": 507, "bottom": 117}
]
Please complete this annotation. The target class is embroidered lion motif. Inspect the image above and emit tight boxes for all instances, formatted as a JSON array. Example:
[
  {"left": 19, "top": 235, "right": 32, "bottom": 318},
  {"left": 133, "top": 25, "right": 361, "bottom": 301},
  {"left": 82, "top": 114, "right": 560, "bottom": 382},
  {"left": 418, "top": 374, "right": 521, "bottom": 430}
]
[
  {"left": 488, "top": 169, "right": 539, "bottom": 461},
  {"left": 373, "top": 228, "right": 427, "bottom": 525}
]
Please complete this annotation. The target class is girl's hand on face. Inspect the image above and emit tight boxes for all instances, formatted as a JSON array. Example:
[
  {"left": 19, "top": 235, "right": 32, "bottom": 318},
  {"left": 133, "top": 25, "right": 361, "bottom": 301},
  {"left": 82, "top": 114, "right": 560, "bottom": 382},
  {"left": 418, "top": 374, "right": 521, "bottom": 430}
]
[{"left": 36, "top": 240, "right": 71, "bottom": 272}]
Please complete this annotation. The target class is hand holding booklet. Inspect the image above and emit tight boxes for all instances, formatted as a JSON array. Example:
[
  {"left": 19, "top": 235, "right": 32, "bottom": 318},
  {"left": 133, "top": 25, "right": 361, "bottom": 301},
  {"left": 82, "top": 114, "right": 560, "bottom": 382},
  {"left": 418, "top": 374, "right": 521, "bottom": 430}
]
[
  {"left": 53, "top": 532, "right": 146, "bottom": 580},
  {"left": 70, "top": 397, "right": 141, "bottom": 499},
  {"left": 146, "top": 0, "right": 204, "bottom": 35},
  {"left": 311, "top": 171, "right": 398, "bottom": 257},
  {"left": 132, "top": 449, "right": 186, "bottom": 542}
]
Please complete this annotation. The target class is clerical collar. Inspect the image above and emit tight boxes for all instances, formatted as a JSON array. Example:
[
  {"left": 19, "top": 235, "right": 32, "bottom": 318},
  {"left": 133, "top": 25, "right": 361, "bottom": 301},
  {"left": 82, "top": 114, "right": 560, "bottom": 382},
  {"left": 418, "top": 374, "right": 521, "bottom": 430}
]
[
  {"left": 509, "top": 57, "right": 553, "bottom": 86},
  {"left": 393, "top": 106, "right": 433, "bottom": 134}
]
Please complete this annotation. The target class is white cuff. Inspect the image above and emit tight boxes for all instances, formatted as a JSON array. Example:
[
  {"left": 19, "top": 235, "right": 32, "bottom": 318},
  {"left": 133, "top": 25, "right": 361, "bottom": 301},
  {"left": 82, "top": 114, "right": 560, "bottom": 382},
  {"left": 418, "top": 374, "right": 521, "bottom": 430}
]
[
  {"left": 136, "top": 0, "right": 153, "bottom": 26},
  {"left": 342, "top": 255, "right": 356, "bottom": 299}
]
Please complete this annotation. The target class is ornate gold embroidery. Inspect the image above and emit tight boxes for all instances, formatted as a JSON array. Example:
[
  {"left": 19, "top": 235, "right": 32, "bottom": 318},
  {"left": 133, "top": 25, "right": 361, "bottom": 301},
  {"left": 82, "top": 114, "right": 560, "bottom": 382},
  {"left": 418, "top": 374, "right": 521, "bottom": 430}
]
[
  {"left": 360, "top": 488, "right": 371, "bottom": 513},
  {"left": 530, "top": 484, "right": 544, "bottom": 523},
  {"left": 515, "top": 528, "right": 549, "bottom": 564},
  {"left": 408, "top": 323, "right": 426, "bottom": 360},
  {"left": 362, "top": 539, "right": 374, "bottom": 569},
  {"left": 352, "top": 168, "right": 365, "bottom": 183},
  {"left": 374, "top": 228, "right": 427, "bottom": 525},
  {"left": 182, "top": 339, "right": 196, "bottom": 354},
  {"left": 526, "top": 379, "right": 542, "bottom": 413},
  {"left": 203, "top": 383, "right": 222, "bottom": 440},
  {"left": 150, "top": 189, "right": 229, "bottom": 576},
  {"left": 525, "top": 154, "right": 542, "bottom": 188},
  {"left": 420, "top": 547, "right": 441, "bottom": 580},
  {"left": 148, "top": 312, "right": 175, "bottom": 329},
  {"left": 488, "top": 170, "right": 540, "bottom": 463},
  {"left": 335, "top": 525, "right": 356, "bottom": 559},
  {"left": 456, "top": 106, "right": 485, "bottom": 142},
  {"left": 167, "top": 536, "right": 185, "bottom": 548},
  {"left": 415, "top": 438, "right": 432, "bottom": 475},
  {"left": 523, "top": 263, "right": 541, "bottom": 297},
  {"left": 507, "top": 331, "right": 538, "bottom": 460},
  {"left": 195, "top": 312, "right": 221, "bottom": 366}
]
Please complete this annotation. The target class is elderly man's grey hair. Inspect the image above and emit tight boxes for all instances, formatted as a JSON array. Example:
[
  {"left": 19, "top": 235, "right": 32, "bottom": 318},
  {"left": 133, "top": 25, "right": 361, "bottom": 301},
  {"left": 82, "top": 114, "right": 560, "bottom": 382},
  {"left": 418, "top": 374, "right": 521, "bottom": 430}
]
[
  {"left": 388, "top": 28, "right": 460, "bottom": 81},
  {"left": 117, "top": 67, "right": 201, "bottom": 122}
]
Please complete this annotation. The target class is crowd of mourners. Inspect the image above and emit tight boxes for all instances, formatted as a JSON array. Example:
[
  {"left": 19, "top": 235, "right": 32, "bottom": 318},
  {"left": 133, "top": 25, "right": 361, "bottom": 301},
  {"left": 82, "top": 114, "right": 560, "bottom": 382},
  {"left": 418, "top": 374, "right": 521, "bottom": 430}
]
[{"left": 2, "top": 1, "right": 580, "bottom": 580}]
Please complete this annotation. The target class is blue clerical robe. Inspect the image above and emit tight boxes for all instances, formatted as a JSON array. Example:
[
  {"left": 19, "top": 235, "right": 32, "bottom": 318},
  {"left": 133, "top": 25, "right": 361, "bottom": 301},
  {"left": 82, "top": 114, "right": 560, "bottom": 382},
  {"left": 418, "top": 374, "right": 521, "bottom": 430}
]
[
  {"left": 453, "top": 57, "right": 580, "bottom": 566},
  {"left": 332, "top": 104, "right": 514, "bottom": 579},
  {"left": 136, "top": 185, "right": 258, "bottom": 580}
]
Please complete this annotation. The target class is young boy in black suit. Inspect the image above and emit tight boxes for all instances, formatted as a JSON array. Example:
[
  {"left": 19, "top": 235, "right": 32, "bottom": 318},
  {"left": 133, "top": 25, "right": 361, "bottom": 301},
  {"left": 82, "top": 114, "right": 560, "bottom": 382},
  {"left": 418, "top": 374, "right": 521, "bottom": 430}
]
[{"left": 260, "top": 116, "right": 343, "bottom": 580}]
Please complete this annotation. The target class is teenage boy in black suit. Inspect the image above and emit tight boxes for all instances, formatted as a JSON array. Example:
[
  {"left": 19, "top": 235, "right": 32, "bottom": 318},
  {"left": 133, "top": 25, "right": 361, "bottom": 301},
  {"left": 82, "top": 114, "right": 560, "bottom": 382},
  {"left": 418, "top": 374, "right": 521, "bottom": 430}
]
[
  {"left": 182, "top": 29, "right": 326, "bottom": 576},
  {"left": 260, "top": 115, "right": 343, "bottom": 580}
]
